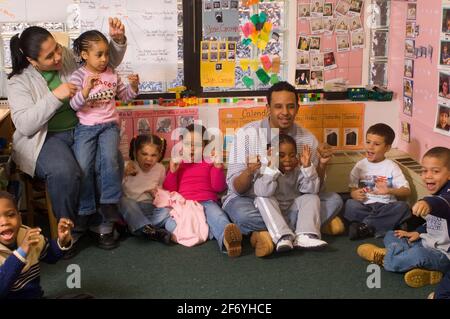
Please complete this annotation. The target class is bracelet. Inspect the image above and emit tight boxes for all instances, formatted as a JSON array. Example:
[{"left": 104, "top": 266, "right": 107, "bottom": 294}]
[{"left": 57, "top": 238, "right": 73, "bottom": 251}]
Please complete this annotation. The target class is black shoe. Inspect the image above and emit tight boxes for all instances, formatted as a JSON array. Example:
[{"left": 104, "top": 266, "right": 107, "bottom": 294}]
[
  {"left": 349, "top": 222, "right": 375, "bottom": 240},
  {"left": 90, "top": 231, "right": 119, "bottom": 250},
  {"left": 142, "top": 225, "right": 171, "bottom": 245}
]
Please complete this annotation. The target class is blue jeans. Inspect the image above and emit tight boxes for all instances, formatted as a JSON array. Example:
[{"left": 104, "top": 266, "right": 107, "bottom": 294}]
[
  {"left": 73, "top": 122, "right": 122, "bottom": 215},
  {"left": 200, "top": 200, "right": 232, "bottom": 252},
  {"left": 383, "top": 230, "right": 450, "bottom": 273},
  {"left": 436, "top": 271, "right": 450, "bottom": 299},
  {"left": 119, "top": 197, "right": 176, "bottom": 234},
  {"left": 223, "top": 192, "right": 342, "bottom": 235},
  {"left": 35, "top": 130, "right": 81, "bottom": 221},
  {"left": 344, "top": 200, "right": 411, "bottom": 237}
]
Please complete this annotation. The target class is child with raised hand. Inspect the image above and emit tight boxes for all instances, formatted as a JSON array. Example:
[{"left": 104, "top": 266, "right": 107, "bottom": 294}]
[
  {"left": 357, "top": 147, "right": 450, "bottom": 288},
  {"left": 163, "top": 124, "right": 242, "bottom": 257},
  {"left": 69, "top": 30, "right": 139, "bottom": 250},
  {"left": 119, "top": 134, "right": 174, "bottom": 244},
  {"left": 0, "top": 191, "right": 73, "bottom": 299},
  {"left": 254, "top": 134, "right": 327, "bottom": 253},
  {"left": 344, "top": 123, "right": 411, "bottom": 240}
]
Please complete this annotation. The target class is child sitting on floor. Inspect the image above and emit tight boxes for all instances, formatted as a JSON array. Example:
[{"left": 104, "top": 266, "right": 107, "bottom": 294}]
[
  {"left": 0, "top": 191, "right": 73, "bottom": 299},
  {"left": 163, "top": 124, "right": 242, "bottom": 257},
  {"left": 253, "top": 134, "right": 327, "bottom": 253},
  {"left": 357, "top": 147, "right": 450, "bottom": 288},
  {"left": 344, "top": 123, "right": 411, "bottom": 240},
  {"left": 119, "top": 134, "right": 174, "bottom": 244}
]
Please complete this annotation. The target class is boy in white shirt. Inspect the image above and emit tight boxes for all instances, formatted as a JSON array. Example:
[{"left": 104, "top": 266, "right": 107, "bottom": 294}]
[{"left": 344, "top": 123, "right": 411, "bottom": 240}]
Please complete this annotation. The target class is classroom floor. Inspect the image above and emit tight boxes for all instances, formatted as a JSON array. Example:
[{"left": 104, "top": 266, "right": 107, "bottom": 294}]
[{"left": 40, "top": 232, "right": 435, "bottom": 299}]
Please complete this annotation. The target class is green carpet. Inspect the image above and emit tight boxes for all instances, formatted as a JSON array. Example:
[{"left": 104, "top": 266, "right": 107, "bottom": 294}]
[{"left": 40, "top": 234, "right": 435, "bottom": 299}]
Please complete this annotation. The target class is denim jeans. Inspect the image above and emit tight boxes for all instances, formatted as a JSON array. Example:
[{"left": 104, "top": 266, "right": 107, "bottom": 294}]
[
  {"left": 73, "top": 122, "right": 122, "bottom": 215},
  {"left": 435, "top": 271, "right": 450, "bottom": 299},
  {"left": 383, "top": 230, "right": 450, "bottom": 273},
  {"left": 344, "top": 200, "right": 411, "bottom": 237},
  {"left": 223, "top": 192, "right": 343, "bottom": 236},
  {"left": 119, "top": 197, "right": 176, "bottom": 234},
  {"left": 199, "top": 200, "right": 232, "bottom": 251},
  {"left": 35, "top": 130, "right": 81, "bottom": 221}
]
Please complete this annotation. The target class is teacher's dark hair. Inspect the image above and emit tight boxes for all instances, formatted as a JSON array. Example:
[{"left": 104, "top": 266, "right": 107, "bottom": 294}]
[{"left": 8, "top": 26, "right": 53, "bottom": 79}]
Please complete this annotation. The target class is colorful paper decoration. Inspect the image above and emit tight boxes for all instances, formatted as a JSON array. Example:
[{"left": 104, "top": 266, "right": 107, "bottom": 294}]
[
  {"left": 242, "top": 76, "right": 255, "bottom": 88},
  {"left": 270, "top": 74, "right": 279, "bottom": 85},
  {"left": 271, "top": 56, "right": 280, "bottom": 73},
  {"left": 260, "top": 55, "right": 272, "bottom": 71},
  {"left": 256, "top": 68, "right": 271, "bottom": 84}
]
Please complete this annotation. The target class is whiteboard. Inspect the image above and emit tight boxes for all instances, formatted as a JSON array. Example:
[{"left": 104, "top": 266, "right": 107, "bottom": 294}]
[
  {"left": 79, "top": 0, "right": 178, "bottom": 83},
  {"left": 0, "top": 0, "right": 74, "bottom": 23}
]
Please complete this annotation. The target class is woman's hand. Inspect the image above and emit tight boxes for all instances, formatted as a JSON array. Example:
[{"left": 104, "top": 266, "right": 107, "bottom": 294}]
[
  {"left": 128, "top": 74, "right": 140, "bottom": 93},
  {"left": 53, "top": 83, "right": 78, "bottom": 101}
]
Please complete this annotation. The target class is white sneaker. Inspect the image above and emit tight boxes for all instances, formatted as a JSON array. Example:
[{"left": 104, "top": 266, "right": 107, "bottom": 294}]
[
  {"left": 294, "top": 234, "right": 327, "bottom": 250},
  {"left": 276, "top": 237, "right": 293, "bottom": 252}
]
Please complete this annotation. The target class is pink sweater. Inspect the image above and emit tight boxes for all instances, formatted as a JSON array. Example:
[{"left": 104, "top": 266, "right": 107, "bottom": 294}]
[{"left": 163, "top": 161, "right": 227, "bottom": 202}]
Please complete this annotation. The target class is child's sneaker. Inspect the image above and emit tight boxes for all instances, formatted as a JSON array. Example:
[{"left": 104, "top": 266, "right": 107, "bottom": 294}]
[
  {"left": 321, "top": 216, "right": 345, "bottom": 235},
  {"left": 293, "top": 234, "right": 327, "bottom": 250},
  {"left": 250, "top": 231, "right": 274, "bottom": 257},
  {"left": 348, "top": 222, "right": 375, "bottom": 240},
  {"left": 276, "top": 236, "right": 293, "bottom": 253},
  {"left": 404, "top": 269, "right": 443, "bottom": 288},
  {"left": 223, "top": 223, "right": 242, "bottom": 257},
  {"left": 142, "top": 225, "right": 171, "bottom": 245},
  {"left": 356, "top": 243, "right": 386, "bottom": 266}
]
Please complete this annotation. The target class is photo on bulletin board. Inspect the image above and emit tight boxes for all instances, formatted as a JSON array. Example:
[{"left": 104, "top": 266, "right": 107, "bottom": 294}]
[
  {"left": 324, "top": 51, "right": 337, "bottom": 70},
  {"left": 404, "top": 59, "right": 414, "bottom": 78},
  {"left": 156, "top": 117, "right": 173, "bottom": 133},
  {"left": 435, "top": 104, "right": 450, "bottom": 133},
  {"left": 349, "top": 16, "right": 363, "bottom": 32},
  {"left": 324, "top": 128, "right": 339, "bottom": 147},
  {"left": 295, "top": 69, "right": 311, "bottom": 88},
  {"left": 324, "top": 17, "right": 336, "bottom": 34},
  {"left": 335, "top": 16, "right": 349, "bottom": 33},
  {"left": 406, "top": 22, "right": 416, "bottom": 38},
  {"left": 310, "top": 17, "right": 324, "bottom": 34},
  {"left": 310, "top": 70, "right": 324, "bottom": 89},
  {"left": 298, "top": 3, "right": 311, "bottom": 19},
  {"left": 438, "top": 71, "right": 450, "bottom": 101},
  {"left": 351, "top": 31, "right": 365, "bottom": 49},
  {"left": 136, "top": 118, "right": 152, "bottom": 135},
  {"left": 297, "top": 51, "right": 310, "bottom": 68},
  {"left": 310, "top": 36, "right": 321, "bottom": 52},
  {"left": 403, "top": 95, "right": 413, "bottom": 117},
  {"left": 407, "top": 3, "right": 417, "bottom": 21},
  {"left": 441, "top": 7, "right": 450, "bottom": 35},
  {"left": 337, "top": 33, "right": 350, "bottom": 52},
  {"left": 298, "top": 36, "right": 311, "bottom": 51},
  {"left": 344, "top": 128, "right": 358, "bottom": 146},
  {"left": 311, "top": 52, "right": 325, "bottom": 70},
  {"left": 439, "top": 40, "right": 450, "bottom": 67},
  {"left": 177, "top": 116, "right": 195, "bottom": 128},
  {"left": 349, "top": 0, "right": 363, "bottom": 16},
  {"left": 403, "top": 78, "right": 413, "bottom": 98},
  {"left": 335, "top": 0, "right": 351, "bottom": 16},
  {"left": 323, "top": 3, "right": 333, "bottom": 17},
  {"left": 310, "top": 0, "right": 325, "bottom": 17},
  {"left": 405, "top": 39, "right": 415, "bottom": 58},
  {"left": 401, "top": 121, "right": 411, "bottom": 143}
]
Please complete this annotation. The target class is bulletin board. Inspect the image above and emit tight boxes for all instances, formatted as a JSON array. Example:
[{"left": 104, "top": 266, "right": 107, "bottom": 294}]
[
  {"left": 219, "top": 102, "right": 365, "bottom": 152},
  {"left": 296, "top": 0, "right": 364, "bottom": 89}
]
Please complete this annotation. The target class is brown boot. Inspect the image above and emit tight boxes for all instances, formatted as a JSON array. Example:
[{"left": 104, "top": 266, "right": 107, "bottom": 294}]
[
  {"left": 250, "top": 231, "right": 274, "bottom": 257},
  {"left": 357, "top": 243, "right": 386, "bottom": 266},
  {"left": 321, "top": 216, "right": 345, "bottom": 235},
  {"left": 223, "top": 224, "right": 242, "bottom": 257},
  {"left": 404, "top": 269, "right": 443, "bottom": 288}
]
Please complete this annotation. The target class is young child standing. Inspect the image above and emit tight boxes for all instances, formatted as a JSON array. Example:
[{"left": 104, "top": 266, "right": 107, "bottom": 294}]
[
  {"left": 69, "top": 30, "right": 139, "bottom": 249},
  {"left": 357, "top": 147, "right": 450, "bottom": 288},
  {"left": 254, "top": 134, "right": 327, "bottom": 253},
  {"left": 0, "top": 191, "right": 73, "bottom": 299},
  {"left": 163, "top": 124, "right": 242, "bottom": 257},
  {"left": 344, "top": 123, "right": 411, "bottom": 240},
  {"left": 119, "top": 134, "right": 174, "bottom": 244}
]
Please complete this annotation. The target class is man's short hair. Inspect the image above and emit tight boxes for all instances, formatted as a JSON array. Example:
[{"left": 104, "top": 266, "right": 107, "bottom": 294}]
[
  {"left": 266, "top": 81, "right": 298, "bottom": 107},
  {"left": 366, "top": 123, "right": 395, "bottom": 145},
  {"left": 423, "top": 147, "right": 450, "bottom": 170}
]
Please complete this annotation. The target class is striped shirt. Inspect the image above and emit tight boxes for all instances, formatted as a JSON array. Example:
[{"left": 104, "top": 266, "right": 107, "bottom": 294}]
[
  {"left": 223, "top": 118, "right": 319, "bottom": 208},
  {"left": 69, "top": 66, "right": 136, "bottom": 126}
]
